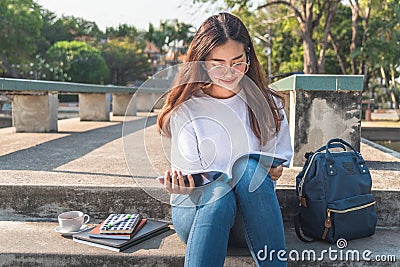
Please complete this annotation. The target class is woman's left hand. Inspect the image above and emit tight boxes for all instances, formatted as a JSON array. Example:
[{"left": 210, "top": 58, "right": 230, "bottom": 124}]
[{"left": 269, "top": 165, "right": 283, "bottom": 181}]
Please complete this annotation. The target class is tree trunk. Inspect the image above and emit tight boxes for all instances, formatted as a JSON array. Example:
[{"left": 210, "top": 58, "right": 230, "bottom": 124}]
[
  {"left": 298, "top": 1, "right": 318, "bottom": 74},
  {"left": 258, "top": 0, "right": 331, "bottom": 74},
  {"left": 302, "top": 30, "right": 318, "bottom": 74},
  {"left": 363, "top": 63, "right": 369, "bottom": 92}
]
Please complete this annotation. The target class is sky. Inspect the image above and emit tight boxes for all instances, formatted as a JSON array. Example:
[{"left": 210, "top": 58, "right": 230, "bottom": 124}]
[{"left": 34, "top": 0, "right": 222, "bottom": 31}]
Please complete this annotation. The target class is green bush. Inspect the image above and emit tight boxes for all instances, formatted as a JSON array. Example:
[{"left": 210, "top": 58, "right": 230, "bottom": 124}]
[{"left": 46, "top": 41, "right": 109, "bottom": 84}]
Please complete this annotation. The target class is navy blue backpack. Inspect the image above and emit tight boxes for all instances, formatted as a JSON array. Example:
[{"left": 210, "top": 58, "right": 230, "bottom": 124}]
[{"left": 294, "top": 138, "right": 377, "bottom": 243}]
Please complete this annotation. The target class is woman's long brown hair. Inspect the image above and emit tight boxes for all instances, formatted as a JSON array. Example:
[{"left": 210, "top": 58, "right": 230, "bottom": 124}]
[{"left": 157, "top": 12, "right": 284, "bottom": 146}]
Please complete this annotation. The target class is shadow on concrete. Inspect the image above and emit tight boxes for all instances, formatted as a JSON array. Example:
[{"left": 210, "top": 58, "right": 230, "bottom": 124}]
[
  {"left": 365, "top": 161, "right": 400, "bottom": 171},
  {"left": 0, "top": 116, "right": 157, "bottom": 172}
]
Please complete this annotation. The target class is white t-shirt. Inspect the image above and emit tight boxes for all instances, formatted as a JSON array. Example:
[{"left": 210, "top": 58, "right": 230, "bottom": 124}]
[
  {"left": 170, "top": 89, "right": 292, "bottom": 171},
  {"left": 169, "top": 88, "right": 293, "bottom": 204}
]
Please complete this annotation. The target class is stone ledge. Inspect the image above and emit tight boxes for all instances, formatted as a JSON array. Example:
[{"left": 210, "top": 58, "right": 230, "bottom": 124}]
[
  {"left": 0, "top": 221, "right": 398, "bottom": 267},
  {"left": 0, "top": 185, "right": 399, "bottom": 227}
]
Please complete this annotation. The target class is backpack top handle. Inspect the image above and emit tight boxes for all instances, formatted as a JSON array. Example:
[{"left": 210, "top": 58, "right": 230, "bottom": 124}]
[
  {"left": 325, "top": 138, "right": 359, "bottom": 163},
  {"left": 326, "top": 138, "right": 356, "bottom": 152},
  {"left": 324, "top": 138, "right": 367, "bottom": 175}
]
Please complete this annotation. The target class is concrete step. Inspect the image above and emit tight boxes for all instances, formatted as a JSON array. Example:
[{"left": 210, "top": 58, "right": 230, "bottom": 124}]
[
  {"left": 1, "top": 184, "right": 399, "bottom": 227},
  {"left": 0, "top": 221, "right": 398, "bottom": 267}
]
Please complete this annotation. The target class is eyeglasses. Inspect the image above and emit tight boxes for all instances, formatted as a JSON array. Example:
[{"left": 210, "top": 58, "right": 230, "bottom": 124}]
[{"left": 207, "top": 61, "right": 250, "bottom": 79}]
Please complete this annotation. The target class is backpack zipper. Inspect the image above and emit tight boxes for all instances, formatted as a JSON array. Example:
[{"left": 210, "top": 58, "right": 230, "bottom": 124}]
[
  {"left": 298, "top": 152, "right": 321, "bottom": 198},
  {"left": 322, "top": 201, "right": 376, "bottom": 240}
]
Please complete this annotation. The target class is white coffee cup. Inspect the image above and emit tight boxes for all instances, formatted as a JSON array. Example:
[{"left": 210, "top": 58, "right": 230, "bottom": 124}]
[{"left": 58, "top": 211, "right": 90, "bottom": 232}]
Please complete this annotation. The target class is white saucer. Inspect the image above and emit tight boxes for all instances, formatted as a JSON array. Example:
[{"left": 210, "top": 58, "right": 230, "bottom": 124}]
[{"left": 55, "top": 225, "right": 89, "bottom": 236}]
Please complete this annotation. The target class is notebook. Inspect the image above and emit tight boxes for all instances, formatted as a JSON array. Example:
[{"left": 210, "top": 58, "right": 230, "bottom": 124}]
[
  {"left": 89, "top": 218, "right": 147, "bottom": 240},
  {"left": 73, "top": 219, "right": 170, "bottom": 252}
]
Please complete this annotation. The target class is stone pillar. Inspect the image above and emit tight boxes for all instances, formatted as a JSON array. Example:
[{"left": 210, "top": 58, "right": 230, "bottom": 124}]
[
  {"left": 136, "top": 92, "right": 155, "bottom": 112},
  {"left": 79, "top": 93, "right": 110, "bottom": 121},
  {"left": 11, "top": 92, "right": 58, "bottom": 132},
  {"left": 112, "top": 93, "right": 137, "bottom": 116},
  {"left": 271, "top": 75, "right": 364, "bottom": 167}
]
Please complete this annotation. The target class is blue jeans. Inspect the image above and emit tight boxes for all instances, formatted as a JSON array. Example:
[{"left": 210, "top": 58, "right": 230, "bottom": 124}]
[{"left": 171, "top": 158, "right": 287, "bottom": 267}]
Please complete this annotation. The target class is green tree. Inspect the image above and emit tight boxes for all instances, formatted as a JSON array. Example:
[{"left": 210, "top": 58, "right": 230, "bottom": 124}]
[
  {"left": 39, "top": 12, "right": 104, "bottom": 54},
  {"left": 46, "top": 41, "right": 109, "bottom": 84},
  {"left": 227, "top": 4, "right": 303, "bottom": 78},
  {"left": 257, "top": 0, "right": 340, "bottom": 74},
  {"left": 101, "top": 39, "right": 150, "bottom": 85},
  {"left": 191, "top": 0, "right": 400, "bottom": 107},
  {"left": 144, "top": 20, "right": 195, "bottom": 62},
  {"left": 194, "top": 0, "right": 340, "bottom": 74},
  {"left": 105, "top": 24, "right": 138, "bottom": 41},
  {"left": 330, "top": 0, "right": 400, "bottom": 96},
  {"left": 360, "top": 0, "right": 400, "bottom": 107},
  {"left": 0, "top": 0, "right": 42, "bottom": 77},
  {"left": 161, "top": 19, "right": 195, "bottom": 62},
  {"left": 145, "top": 23, "right": 168, "bottom": 53}
]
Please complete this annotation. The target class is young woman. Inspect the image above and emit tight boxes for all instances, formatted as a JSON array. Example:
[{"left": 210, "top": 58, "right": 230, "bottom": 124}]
[{"left": 157, "top": 12, "right": 293, "bottom": 267}]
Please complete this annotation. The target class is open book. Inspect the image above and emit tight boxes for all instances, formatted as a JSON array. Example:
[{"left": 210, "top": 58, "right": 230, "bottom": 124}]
[
  {"left": 158, "top": 152, "right": 287, "bottom": 187},
  {"left": 243, "top": 152, "right": 287, "bottom": 168}
]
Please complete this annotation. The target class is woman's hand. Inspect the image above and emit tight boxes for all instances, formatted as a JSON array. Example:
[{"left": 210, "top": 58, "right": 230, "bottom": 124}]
[
  {"left": 160, "top": 170, "right": 195, "bottom": 194},
  {"left": 269, "top": 165, "right": 283, "bottom": 181}
]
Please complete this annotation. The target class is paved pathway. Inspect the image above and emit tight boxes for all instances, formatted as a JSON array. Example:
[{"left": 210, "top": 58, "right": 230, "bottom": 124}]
[{"left": 0, "top": 114, "right": 398, "bottom": 189}]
